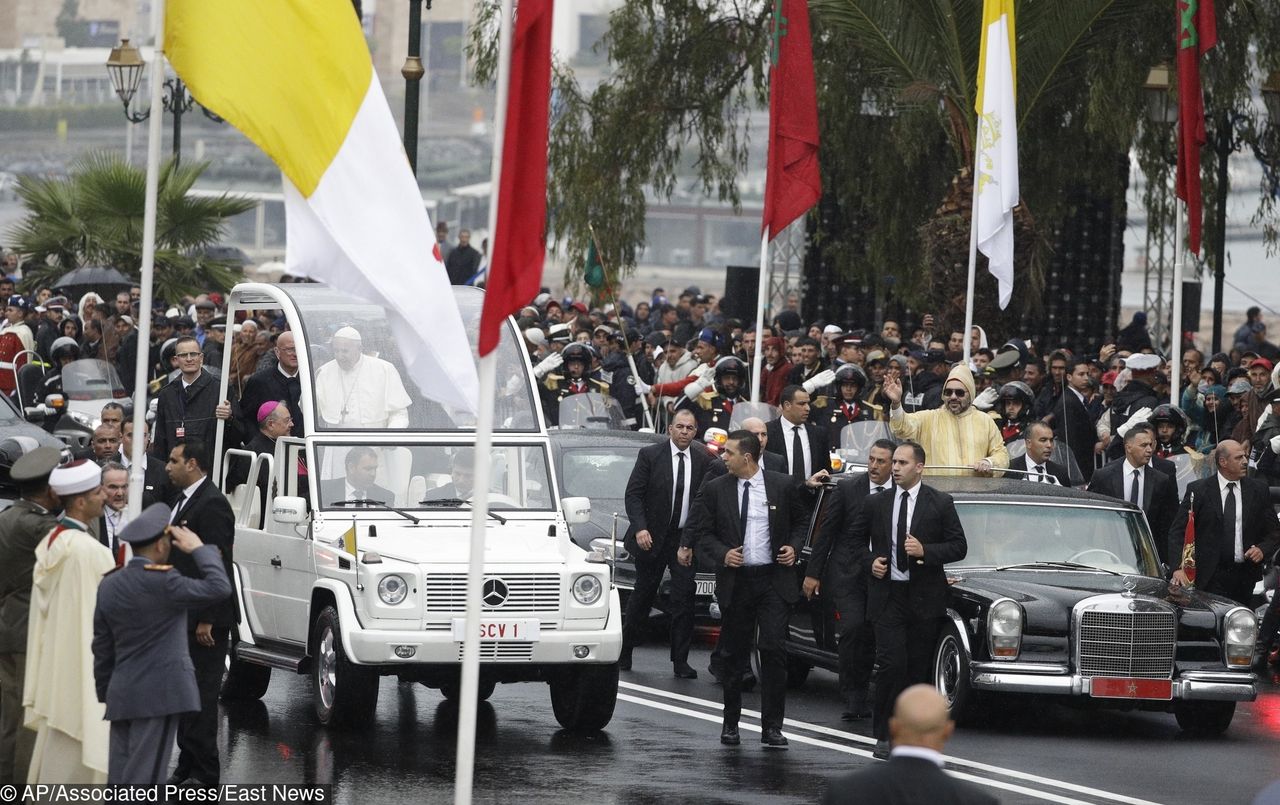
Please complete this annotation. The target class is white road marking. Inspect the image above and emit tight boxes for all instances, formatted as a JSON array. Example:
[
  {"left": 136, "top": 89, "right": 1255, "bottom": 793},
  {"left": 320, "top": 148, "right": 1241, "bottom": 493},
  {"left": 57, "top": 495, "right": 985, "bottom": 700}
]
[{"left": 619, "top": 681, "right": 1164, "bottom": 805}]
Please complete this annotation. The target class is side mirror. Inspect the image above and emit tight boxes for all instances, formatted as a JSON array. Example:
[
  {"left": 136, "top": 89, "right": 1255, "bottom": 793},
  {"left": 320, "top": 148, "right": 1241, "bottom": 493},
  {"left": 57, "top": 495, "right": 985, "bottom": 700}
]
[
  {"left": 272, "top": 496, "right": 308, "bottom": 525},
  {"left": 561, "top": 496, "right": 591, "bottom": 525},
  {"left": 43, "top": 394, "right": 64, "bottom": 409}
]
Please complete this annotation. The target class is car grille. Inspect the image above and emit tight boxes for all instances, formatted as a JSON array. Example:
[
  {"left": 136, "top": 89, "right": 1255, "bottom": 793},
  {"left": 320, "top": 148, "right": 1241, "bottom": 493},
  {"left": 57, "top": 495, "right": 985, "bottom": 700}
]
[
  {"left": 1077, "top": 606, "right": 1176, "bottom": 679},
  {"left": 424, "top": 573, "right": 560, "bottom": 613},
  {"left": 457, "top": 641, "right": 535, "bottom": 661}
]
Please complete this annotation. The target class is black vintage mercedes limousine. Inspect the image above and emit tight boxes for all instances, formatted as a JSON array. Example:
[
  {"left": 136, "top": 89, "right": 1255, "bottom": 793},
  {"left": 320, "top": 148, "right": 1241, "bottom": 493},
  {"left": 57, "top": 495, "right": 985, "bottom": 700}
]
[{"left": 787, "top": 477, "right": 1259, "bottom": 735}]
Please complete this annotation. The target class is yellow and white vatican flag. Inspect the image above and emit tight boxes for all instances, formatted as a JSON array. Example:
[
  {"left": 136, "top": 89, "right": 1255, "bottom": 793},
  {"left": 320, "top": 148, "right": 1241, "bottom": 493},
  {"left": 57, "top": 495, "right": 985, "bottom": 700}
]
[
  {"left": 166, "top": 0, "right": 478, "bottom": 413},
  {"left": 974, "top": 0, "right": 1019, "bottom": 309}
]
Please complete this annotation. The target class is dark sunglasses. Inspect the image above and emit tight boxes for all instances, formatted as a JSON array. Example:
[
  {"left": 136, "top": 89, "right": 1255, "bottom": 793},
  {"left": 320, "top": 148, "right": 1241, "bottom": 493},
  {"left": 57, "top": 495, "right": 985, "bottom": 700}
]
[{"left": 943, "top": 388, "right": 968, "bottom": 398}]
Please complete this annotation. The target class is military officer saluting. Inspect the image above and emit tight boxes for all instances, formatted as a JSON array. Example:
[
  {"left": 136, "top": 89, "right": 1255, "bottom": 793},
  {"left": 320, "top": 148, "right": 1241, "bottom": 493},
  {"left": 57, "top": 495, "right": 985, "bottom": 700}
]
[
  {"left": 541, "top": 343, "right": 610, "bottom": 426},
  {"left": 91, "top": 503, "right": 231, "bottom": 784},
  {"left": 678, "top": 356, "right": 750, "bottom": 439}
]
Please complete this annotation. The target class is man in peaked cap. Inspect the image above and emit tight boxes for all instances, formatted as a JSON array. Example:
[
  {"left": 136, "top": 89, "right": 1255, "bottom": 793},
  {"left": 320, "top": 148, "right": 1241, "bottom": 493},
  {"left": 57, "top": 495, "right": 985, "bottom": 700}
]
[
  {"left": 25, "top": 459, "right": 115, "bottom": 782},
  {"left": 0, "top": 447, "right": 61, "bottom": 785},
  {"left": 92, "top": 504, "right": 231, "bottom": 784}
]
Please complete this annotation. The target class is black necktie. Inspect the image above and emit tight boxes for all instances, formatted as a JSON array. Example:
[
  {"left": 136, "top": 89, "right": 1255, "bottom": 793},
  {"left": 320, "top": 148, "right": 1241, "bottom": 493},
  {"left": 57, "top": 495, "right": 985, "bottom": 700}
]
[
  {"left": 740, "top": 480, "right": 751, "bottom": 542},
  {"left": 1224, "top": 482, "right": 1238, "bottom": 561},
  {"left": 871, "top": 484, "right": 883, "bottom": 494},
  {"left": 895, "top": 490, "right": 910, "bottom": 572},
  {"left": 1034, "top": 464, "right": 1046, "bottom": 483},
  {"left": 1129, "top": 469, "right": 1140, "bottom": 505},
  {"left": 791, "top": 425, "right": 806, "bottom": 481},
  {"left": 669, "top": 452, "right": 686, "bottom": 533}
]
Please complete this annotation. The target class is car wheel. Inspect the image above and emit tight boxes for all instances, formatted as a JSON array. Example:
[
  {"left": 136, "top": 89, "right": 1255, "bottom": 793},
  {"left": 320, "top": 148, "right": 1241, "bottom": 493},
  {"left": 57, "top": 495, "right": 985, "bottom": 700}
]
[
  {"left": 311, "top": 605, "right": 379, "bottom": 728},
  {"left": 221, "top": 646, "right": 271, "bottom": 702},
  {"left": 549, "top": 664, "right": 619, "bottom": 732},
  {"left": 440, "top": 677, "right": 497, "bottom": 702},
  {"left": 933, "top": 622, "right": 977, "bottom": 723},
  {"left": 1174, "top": 700, "right": 1236, "bottom": 735}
]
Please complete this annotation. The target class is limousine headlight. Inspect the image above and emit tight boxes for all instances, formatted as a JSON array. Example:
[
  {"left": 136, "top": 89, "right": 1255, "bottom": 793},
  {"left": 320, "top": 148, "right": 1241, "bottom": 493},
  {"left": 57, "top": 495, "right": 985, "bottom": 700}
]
[
  {"left": 987, "top": 599, "right": 1023, "bottom": 660},
  {"left": 572, "top": 574, "right": 603, "bottom": 605},
  {"left": 377, "top": 574, "right": 409, "bottom": 606},
  {"left": 1223, "top": 607, "right": 1256, "bottom": 668}
]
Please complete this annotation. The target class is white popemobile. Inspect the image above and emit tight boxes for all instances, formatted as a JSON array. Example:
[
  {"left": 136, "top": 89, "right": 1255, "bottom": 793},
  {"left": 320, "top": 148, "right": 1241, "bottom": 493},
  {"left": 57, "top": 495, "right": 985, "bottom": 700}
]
[{"left": 212, "top": 283, "right": 621, "bottom": 731}]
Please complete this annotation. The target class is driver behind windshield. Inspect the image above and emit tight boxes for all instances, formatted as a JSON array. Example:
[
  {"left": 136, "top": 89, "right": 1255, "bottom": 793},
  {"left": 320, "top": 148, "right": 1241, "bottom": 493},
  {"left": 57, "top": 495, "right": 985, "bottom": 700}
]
[
  {"left": 424, "top": 448, "right": 475, "bottom": 501},
  {"left": 322, "top": 446, "right": 393, "bottom": 504}
]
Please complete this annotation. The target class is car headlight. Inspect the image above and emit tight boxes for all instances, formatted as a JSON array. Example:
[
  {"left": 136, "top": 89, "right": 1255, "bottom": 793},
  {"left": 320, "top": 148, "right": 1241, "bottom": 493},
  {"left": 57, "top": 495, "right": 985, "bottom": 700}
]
[
  {"left": 572, "top": 574, "right": 603, "bottom": 605},
  {"left": 1222, "top": 607, "right": 1256, "bottom": 668},
  {"left": 986, "top": 599, "right": 1022, "bottom": 660},
  {"left": 377, "top": 574, "right": 409, "bottom": 605},
  {"left": 67, "top": 410, "right": 93, "bottom": 427}
]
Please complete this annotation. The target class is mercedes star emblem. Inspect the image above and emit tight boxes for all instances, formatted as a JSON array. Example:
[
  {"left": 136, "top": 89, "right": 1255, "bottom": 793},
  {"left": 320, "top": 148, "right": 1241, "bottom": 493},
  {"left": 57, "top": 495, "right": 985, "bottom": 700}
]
[{"left": 482, "top": 578, "right": 509, "bottom": 608}]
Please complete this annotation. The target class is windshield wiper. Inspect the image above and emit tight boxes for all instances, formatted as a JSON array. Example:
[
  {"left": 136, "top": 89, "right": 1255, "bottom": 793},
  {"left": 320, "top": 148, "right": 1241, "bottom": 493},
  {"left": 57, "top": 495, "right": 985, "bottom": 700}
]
[
  {"left": 329, "top": 499, "right": 420, "bottom": 525},
  {"left": 996, "top": 561, "right": 1121, "bottom": 576},
  {"left": 419, "top": 498, "right": 507, "bottom": 525}
]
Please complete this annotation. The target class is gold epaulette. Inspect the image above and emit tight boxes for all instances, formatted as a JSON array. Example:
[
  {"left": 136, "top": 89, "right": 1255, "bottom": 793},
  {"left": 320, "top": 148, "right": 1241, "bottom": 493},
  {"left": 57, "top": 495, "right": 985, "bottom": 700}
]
[
  {"left": 144, "top": 563, "right": 173, "bottom": 571},
  {"left": 695, "top": 390, "right": 715, "bottom": 411},
  {"left": 864, "top": 401, "right": 883, "bottom": 413},
  {"left": 543, "top": 374, "right": 564, "bottom": 391},
  {"left": 592, "top": 379, "right": 610, "bottom": 398},
  {"left": 811, "top": 395, "right": 829, "bottom": 409}
]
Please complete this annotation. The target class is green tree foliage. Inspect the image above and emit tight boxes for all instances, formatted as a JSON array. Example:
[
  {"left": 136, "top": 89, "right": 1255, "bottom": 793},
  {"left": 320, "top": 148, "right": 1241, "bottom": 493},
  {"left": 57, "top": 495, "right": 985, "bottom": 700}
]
[
  {"left": 7, "top": 152, "right": 255, "bottom": 301},
  {"left": 470, "top": 0, "right": 1280, "bottom": 318}
]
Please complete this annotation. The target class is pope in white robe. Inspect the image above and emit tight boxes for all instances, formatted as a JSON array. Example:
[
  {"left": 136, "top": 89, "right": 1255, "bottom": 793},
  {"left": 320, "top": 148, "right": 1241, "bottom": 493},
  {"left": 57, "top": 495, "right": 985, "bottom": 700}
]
[
  {"left": 24, "top": 491, "right": 114, "bottom": 783},
  {"left": 315, "top": 327, "right": 412, "bottom": 429}
]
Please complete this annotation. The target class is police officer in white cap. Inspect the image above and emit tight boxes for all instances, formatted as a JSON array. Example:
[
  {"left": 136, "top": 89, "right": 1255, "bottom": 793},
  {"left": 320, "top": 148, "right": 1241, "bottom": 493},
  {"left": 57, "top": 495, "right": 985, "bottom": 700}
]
[{"left": 92, "top": 503, "right": 231, "bottom": 784}]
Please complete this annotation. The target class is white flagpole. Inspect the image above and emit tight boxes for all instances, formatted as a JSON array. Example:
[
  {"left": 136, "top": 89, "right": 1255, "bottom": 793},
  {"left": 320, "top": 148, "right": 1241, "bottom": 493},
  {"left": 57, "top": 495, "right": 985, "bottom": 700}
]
[
  {"left": 961, "top": 162, "right": 981, "bottom": 367},
  {"left": 455, "top": 0, "right": 513, "bottom": 799},
  {"left": 750, "top": 230, "right": 768, "bottom": 403},
  {"left": 126, "top": 0, "right": 166, "bottom": 518},
  {"left": 1170, "top": 196, "right": 1185, "bottom": 404}
]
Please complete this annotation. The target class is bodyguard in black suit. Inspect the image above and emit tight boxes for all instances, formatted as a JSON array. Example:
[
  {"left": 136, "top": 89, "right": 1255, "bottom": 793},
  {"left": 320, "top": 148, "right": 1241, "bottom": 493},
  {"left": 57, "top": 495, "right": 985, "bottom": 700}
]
[
  {"left": 620, "top": 409, "right": 711, "bottom": 676},
  {"left": 766, "top": 385, "right": 832, "bottom": 481},
  {"left": 319, "top": 446, "right": 395, "bottom": 504},
  {"left": 821, "top": 685, "right": 997, "bottom": 805},
  {"left": 1008, "top": 422, "right": 1071, "bottom": 486},
  {"left": 1048, "top": 360, "right": 1099, "bottom": 482},
  {"left": 1170, "top": 439, "right": 1280, "bottom": 604},
  {"left": 803, "top": 438, "right": 896, "bottom": 720},
  {"left": 1088, "top": 424, "right": 1178, "bottom": 564},
  {"left": 689, "top": 429, "right": 810, "bottom": 748},
  {"left": 163, "top": 440, "right": 236, "bottom": 786},
  {"left": 848, "top": 441, "right": 967, "bottom": 758}
]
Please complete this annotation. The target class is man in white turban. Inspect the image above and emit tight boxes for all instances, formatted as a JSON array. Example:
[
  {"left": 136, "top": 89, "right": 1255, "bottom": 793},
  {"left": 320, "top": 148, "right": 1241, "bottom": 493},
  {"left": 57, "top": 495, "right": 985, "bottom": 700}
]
[
  {"left": 314, "top": 327, "right": 412, "bottom": 429},
  {"left": 24, "top": 460, "right": 114, "bottom": 783}
]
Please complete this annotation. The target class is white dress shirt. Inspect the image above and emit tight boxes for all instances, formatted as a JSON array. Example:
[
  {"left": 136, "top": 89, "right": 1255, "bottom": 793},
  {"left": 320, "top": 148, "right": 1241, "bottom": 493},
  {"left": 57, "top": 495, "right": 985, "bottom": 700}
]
[
  {"left": 170, "top": 476, "right": 205, "bottom": 523},
  {"left": 1123, "top": 459, "right": 1145, "bottom": 504},
  {"left": 890, "top": 745, "right": 946, "bottom": 767},
  {"left": 103, "top": 506, "right": 130, "bottom": 548},
  {"left": 785, "top": 421, "right": 813, "bottom": 478},
  {"left": 1217, "top": 473, "right": 1244, "bottom": 562},
  {"left": 670, "top": 441, "right": 692, "bottom": 529},
  {"left": 738, "top": 467, "right": 771, "bottom": 566},
  {"left": 889, "top": 483, "right": 920, "bottom": 581}
]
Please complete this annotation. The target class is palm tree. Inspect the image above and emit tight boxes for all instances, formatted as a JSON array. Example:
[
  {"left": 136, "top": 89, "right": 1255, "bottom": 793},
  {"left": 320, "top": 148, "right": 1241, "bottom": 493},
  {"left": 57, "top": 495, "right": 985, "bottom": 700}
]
[
  {"left": 810, "top": 0, "right": 1168, "bottom": 330},
  {"left": 7, "top": 152, "right": 256, "bottom": 302}
]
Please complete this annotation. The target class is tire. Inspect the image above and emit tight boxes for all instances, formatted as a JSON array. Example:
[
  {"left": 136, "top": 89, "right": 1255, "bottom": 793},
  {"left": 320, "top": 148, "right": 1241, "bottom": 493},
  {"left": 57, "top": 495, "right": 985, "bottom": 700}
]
[
  {"left": 549, "top": 664, "right": 619, "bottom": 732},
  {"left": 311, "top": 605, "right": 379, "bottom": 728},
  {"left": 1174, "top": 701, "right": 1236, "bottom": 735},
  {"left": 934, "top": 621, "right": 977, "bottom": 724},
  {"left": 221, "top": 654, "right": 272, "bottom": 702},
  {"left": 440, "top": 677, "right": 497, "bottom": 702}
]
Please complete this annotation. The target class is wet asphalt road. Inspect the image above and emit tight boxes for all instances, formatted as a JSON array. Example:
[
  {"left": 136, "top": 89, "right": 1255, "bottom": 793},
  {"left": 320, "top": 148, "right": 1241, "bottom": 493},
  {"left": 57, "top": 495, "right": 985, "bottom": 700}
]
[{"left": 214, "top": 642, "right": 1280, "bottom": 805}]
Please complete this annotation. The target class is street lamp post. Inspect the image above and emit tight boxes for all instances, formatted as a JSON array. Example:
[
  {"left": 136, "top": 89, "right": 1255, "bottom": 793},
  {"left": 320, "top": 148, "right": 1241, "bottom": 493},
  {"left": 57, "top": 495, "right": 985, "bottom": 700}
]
[
  {"left": 105, "top": 39, "right": 221, "bottom": 167},
  {"left": 402, "top": 0, "right": 432, "bottom": 177}
]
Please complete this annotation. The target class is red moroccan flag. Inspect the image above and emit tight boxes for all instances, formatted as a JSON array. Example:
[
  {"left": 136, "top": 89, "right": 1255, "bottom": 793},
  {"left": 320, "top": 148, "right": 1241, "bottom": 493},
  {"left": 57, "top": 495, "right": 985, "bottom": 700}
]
[
  {"left": 1180, "top": 493, "right": 1197, "bottom": 586},
  {"left": 1174, "top": 0, "right": 1217, "bottom": 256},
  {"left": 761, "top": 0, "right": 821, "bottom": 241},
  {"left": 479, "top": 0, "right": 555, "bottom": 356}
]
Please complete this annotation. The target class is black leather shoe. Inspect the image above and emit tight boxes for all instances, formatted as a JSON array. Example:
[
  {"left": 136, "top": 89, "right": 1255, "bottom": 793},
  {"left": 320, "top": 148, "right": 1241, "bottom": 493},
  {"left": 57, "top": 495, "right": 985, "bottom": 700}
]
[
  {"left": 761, "top": 728, "right": 788, "bottom": 749},
  {"left": 720, "top": 724, "right": 740, "bottom": 745},
  {"left": 618, "top": 647, "right": 632, "bottom": 671},
  {"left": 873, "top": 739, "right": 891, "bottom": 760},
  {"left": 674, "top": 662, "right": 698, "bottom": 679}
]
